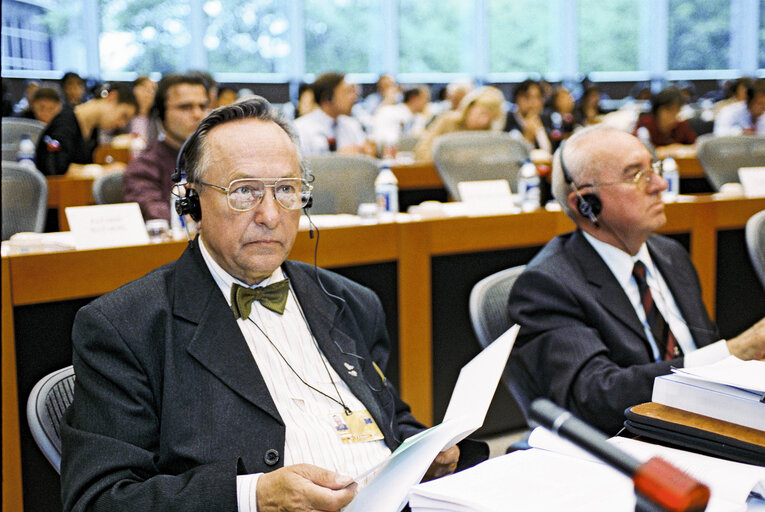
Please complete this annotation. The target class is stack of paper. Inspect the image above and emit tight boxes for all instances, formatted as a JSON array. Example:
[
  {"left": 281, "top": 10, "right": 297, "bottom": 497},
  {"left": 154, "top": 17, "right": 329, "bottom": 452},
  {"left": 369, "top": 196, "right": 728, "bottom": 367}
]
[
  {"left": 652, "top": 356, "right": 765, "bottom": 431},
  {"left": 408, "top": 428, "right": 765, "bottom": 512},
  {"left": 345, "top": 325, "right": 519, "bottom": 512}
]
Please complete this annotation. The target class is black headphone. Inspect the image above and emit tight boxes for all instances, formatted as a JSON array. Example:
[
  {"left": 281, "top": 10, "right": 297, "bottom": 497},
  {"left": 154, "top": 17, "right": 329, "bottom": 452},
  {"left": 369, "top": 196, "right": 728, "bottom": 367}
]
[
  {"left": 171, "top": 136, "right": 202, "bottom": 222},
  {"left": 559, "top": 140, "right": 602, "bottom": 228}
]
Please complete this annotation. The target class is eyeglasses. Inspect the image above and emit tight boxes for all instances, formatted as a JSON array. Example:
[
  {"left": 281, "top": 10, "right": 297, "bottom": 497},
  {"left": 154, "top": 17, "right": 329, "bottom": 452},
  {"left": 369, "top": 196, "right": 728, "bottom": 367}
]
[
  {"left": 197, "top": 178, "right": 313, "bottom": 211},
  {"left": 578, "top": 161, "right": 663, "bottom": 191}
]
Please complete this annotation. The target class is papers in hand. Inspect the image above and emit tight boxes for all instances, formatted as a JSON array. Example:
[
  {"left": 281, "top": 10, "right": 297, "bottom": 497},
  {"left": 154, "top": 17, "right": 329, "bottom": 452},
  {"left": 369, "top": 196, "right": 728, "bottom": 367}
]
[{"left": 346, "top": 325, "right": 519, "bottom": 512}]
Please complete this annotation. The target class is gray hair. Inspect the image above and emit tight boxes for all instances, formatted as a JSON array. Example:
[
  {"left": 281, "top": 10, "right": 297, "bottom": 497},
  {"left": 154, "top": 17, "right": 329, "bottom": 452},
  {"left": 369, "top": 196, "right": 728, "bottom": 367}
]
[
  {"left": 180, "top": 96, "right": 310, "bottom": 184},
  {"left": 551, "top": 125, "right": 622, "bottom": 220}
]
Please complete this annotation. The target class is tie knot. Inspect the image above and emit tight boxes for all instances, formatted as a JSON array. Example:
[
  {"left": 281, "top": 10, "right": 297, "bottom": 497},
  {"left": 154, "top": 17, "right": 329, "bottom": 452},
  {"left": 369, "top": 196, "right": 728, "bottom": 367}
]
[
  {"left": 632, "top": 260, "right": 647, "bottom": 280},
  {"left": 230, "top": 279, "right": 290, "bottom": 319}
]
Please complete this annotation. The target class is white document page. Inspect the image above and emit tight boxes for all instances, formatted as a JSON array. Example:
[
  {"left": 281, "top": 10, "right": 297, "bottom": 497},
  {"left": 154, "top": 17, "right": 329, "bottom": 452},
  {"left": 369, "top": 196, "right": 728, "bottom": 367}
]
[
  {"left": 672, "top": 356, "right": 765, "bottom": 393},
  {"left": 346, "top": 325, "right": 519, "bottom": 512},
  {"left": 66, "top": 203, "right": 150, "bottom": 250}
]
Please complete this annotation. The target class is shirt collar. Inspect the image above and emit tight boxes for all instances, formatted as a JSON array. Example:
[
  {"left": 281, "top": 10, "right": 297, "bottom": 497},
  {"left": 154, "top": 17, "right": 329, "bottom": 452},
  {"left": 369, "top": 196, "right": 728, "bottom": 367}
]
[
  {"left": 581, "top": 231, "right": 656, "bottom": 287},
  {"left": 198, "top": 234, "right": 284, "bottom": 307}
]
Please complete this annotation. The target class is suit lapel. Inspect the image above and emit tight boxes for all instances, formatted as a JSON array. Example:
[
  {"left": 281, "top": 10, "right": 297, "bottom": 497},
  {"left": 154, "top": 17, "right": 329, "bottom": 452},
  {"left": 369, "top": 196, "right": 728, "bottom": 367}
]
[
  {"left": 569, "top": 232, "right": 652, "bottom": 349},
  {"left": 174, "top": 241, "right": 282, "bottom": 423},
  {"left": 284, "top": 262, "right": 389, "bottom": 436}
]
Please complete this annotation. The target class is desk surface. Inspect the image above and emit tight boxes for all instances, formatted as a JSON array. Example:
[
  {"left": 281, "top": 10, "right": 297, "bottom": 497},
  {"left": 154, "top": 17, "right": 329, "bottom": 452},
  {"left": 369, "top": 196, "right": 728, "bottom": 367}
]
[{"left": 4, "top": 195, "right": 764, "bottom": 511}]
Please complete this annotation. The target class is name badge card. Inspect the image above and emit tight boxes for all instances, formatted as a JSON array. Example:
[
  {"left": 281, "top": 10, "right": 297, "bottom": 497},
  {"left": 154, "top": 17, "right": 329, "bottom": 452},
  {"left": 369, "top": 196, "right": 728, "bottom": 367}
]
[
  {"left": 66, "top": 203, "right": 150, "bottom": 250},
  {"left": 457, "top": 179, "right": 513, "bottom": 204},
  {"left": 738, "top": 167, "right": 765, "bottom": 198}
]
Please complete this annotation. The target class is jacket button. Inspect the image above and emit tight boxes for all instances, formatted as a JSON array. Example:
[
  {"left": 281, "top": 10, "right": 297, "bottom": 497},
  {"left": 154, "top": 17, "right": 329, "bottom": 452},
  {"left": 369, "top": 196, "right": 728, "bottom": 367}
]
[{"left": 264, "top": 449, "right": 280, "bottom": 466}]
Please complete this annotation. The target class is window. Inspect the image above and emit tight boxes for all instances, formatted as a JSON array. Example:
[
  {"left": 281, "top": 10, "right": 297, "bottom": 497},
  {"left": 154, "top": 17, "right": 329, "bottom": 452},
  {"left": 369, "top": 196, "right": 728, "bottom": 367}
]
[
  {"left": 304, "top": 0, "right": 381, "bottom": 74},
  {"left": 205, "top": 0, "right": 290, "bottom": 73},
  {"left": 488, "top": 0, "right": 551, "bottom": 74},
  {"left": 398, "top": 0, "right": 473, "bottom": 73},
  {"left": 1, "top": 0, "right": 54, "bottom": 70},
  {"left": 100, "top": 0, "right": 192, "bottom": 74},
  {"left": 760, "top": 0, "right": 765, "bottom": 69},
  {"left": 668, "top": 0, "right": 730, "bottom": 70},
  {"left": 578, "top": 0, "right": 640, "bottom": 74}
]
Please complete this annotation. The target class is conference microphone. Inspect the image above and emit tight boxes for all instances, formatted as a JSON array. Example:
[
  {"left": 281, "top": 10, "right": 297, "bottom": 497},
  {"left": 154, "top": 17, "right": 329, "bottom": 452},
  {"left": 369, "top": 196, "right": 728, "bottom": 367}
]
[{"left": 529, "top": 398, "right": 710, "bottom": 512}]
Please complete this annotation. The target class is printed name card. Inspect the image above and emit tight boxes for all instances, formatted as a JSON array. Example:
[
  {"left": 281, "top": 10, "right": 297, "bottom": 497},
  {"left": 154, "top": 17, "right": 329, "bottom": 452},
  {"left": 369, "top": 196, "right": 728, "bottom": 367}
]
[
  {"left": 66, "top": 203, "right": 150, "bottom": 250},
  {"left": 457, "top": 179, "right": 513, "bottom": 205},
  {"left": 738, "top": 167, "right": 765, "bottom": 198}
]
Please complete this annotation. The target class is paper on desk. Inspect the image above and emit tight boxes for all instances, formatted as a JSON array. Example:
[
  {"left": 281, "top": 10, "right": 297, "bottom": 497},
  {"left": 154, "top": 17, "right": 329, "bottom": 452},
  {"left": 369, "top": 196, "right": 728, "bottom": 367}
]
[
  {"left": 346, "top": 325, "right": 519, "bottom": 512},
  {"left": 672, "top": 356, "right": 765, "bottom": 393}
]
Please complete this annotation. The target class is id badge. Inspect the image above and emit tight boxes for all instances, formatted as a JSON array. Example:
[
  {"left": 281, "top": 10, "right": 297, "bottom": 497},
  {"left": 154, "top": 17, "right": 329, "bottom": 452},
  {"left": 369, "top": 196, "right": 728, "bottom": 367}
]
[{"left": 330, "top": 409, "right": 384, "bottom": 444}]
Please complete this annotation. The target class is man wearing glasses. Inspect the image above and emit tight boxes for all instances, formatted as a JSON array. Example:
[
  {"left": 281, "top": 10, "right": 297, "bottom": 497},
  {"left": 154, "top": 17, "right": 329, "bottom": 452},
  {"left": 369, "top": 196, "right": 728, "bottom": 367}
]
[
  {"left": 506, "top": 126, "right": 765, "bottom": 435},
  {"left": 61, "top": 98, "right": 484, "bottom": 512}
]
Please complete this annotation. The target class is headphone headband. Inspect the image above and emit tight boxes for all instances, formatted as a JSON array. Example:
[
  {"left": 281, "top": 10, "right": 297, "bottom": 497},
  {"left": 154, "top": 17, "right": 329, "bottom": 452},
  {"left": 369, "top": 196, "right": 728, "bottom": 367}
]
[{"left": 559, "top": 140, "right": 602, "bottom": 227}]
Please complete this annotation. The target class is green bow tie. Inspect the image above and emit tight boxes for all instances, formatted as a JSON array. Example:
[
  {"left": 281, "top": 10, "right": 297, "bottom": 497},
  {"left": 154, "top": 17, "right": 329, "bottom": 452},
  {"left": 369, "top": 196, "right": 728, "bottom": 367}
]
[{"left": 230, "top": 279, "right": 290, "bottom": 318}]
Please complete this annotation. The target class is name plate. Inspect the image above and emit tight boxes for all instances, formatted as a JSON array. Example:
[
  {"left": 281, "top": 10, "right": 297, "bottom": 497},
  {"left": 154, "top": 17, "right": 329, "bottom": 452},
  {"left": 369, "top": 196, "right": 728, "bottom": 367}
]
[
  {"left": 65, "top": 203, "right": 150, "bottom": 250},
  {"left": 738, "top": 167, "right": 765, "bottom": 198},
  {"left": 457, "top": 179, "right": 513, "bottom": 204}
]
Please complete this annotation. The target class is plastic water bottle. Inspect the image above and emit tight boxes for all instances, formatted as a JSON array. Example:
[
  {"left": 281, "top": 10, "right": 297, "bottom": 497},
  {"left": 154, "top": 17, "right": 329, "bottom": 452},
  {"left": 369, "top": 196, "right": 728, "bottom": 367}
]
[
  {"left": 375, "top": 163, "right": 399, "bottom": 222},
  {"left": 518, "top": 158, "right": 541, "bottom": 212},
  {"left": 17, "top": 134, "right": 36, "bottom": 170},
  {"left": 662, "top": 156, "right": 679, "bottom": 201}
]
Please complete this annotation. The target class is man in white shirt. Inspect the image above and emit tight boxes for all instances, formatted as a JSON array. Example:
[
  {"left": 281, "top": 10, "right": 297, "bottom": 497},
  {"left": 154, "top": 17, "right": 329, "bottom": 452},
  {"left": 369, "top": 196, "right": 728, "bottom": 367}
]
[
  {"left": 61, "top": 97, "right": 485, "bottom": 512},
  {"left": 294, "top": 72, "right": 376, "bottom": 157},
  {"left": 713, "top": 78, "right": 765, "bottom": 136},
  {"left": 371, "top": 85, "right": 431, "bottom": 147},
  {"left": 507, "top": 126, "right": 765, "bottom": 434}
]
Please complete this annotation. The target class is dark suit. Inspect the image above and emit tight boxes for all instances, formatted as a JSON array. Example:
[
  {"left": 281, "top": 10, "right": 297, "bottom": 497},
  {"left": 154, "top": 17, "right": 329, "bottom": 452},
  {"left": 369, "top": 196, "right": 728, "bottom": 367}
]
[
  {"left": 508, "top": 231, "right": 719, "bottom": 434},
  {"left": 62, "top": 239, "right": 486, "bottom": 511}
]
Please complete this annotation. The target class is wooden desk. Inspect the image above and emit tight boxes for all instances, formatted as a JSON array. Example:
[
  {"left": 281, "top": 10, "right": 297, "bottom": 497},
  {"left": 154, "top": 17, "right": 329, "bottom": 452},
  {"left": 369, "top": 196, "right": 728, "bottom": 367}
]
[
  {"left": 46, "top": 176, "right": 95, "bottom": 231},
  {"left": 675, "top": 155, "right": 705, "bottom": 179},
  {"left": 4, "top": 195, "right": 764, "bottom": 511}
]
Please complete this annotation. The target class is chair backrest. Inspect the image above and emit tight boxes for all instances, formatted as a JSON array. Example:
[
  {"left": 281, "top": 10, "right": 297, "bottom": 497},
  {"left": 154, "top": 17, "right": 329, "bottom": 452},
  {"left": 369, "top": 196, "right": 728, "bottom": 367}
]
[
  {"left": 26, "top": 365, "right": 75, "bottom": 474},
  {"left": 305, "top": 154, "right": 380, "bottom": 214},
  {"left": 92, "top": 172, "right": 125, "bottom": 204},
  {"left": 1, "top": 161, "right": 48, "bottom": 240},
  {"left": 746, "top": 209, "right": 765, "bottom": 291},
  {"left": 432, "top": 132, "right": 530, "bottom": 201},
  {"left": 696, "top": 135, "right": 765, "bottom": 191},
  {"left": 469, "top": 265, "right": 531, "bottom": 418},
  {"left": 2, "top": 117, "right": 46, "bottom": 162},
  {"left": 397, "top": 134, "right": 420, "bottom": 152}
]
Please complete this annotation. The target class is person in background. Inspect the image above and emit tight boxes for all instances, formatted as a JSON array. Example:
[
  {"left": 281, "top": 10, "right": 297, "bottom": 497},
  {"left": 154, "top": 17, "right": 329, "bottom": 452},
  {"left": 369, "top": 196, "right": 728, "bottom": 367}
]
[
  {"left": 712, "top": 77, "right": 751, "bottom": 114},
  {"left": 13, "top": 79, "right": 40, "bottom": 115},
  {"left": 542, "top": 85, "right": 580, "bottom": 152},
  {"left": 62, "top": 97, "right": 486, "bottom": 512},
  {"left": 575, "top": 85, "right": 604, "bottom": 126},
  {"left": 505, "top": 79, "right": 552, "bottom": 153},
  {"left": 17, "top": 87, "right": 62, "bottom": 125},
  {"left": 371, "top": 85, "right": 431, "bottom": 147},
  {"left": 633, "top": 86, "right": 697, "bottom": 159},
  {"left": 35, "top": 83, "right": 137, "bottom": 175},
  {"left": 362, "top": 73, "right": 400, "bottom": 115},
  {"left": 714, "top": 78, "right": 765, "bottom": 136},
  {"left": 129, "top": 75, "right": 158, "bottom": 143},
  {"left": 507, "top": 126, "right": 765, "bottom": 435},
  {"left": 294, "top": 72, "right": 376, "bottom": 157},
  {"left": 216, "top": 86, "right": 239, "bottom": 108},
  {"left": 123, "top": 72, "right": 209, "bottom": 221},
  {"left": 295, "top": 82, "right": 317, "bottom": 118},
  {"left": 61, "top": 72, "right": 86, "bottom": 108},
  {"left": 414, "top": 85, "right": 505, "bottom": 162}
]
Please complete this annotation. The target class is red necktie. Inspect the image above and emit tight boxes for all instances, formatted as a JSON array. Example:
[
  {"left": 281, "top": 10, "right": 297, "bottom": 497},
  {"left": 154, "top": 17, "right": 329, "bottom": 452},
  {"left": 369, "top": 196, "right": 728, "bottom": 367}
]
[{"left": 632, "top": 261, "right": 682, "bottom": 360}]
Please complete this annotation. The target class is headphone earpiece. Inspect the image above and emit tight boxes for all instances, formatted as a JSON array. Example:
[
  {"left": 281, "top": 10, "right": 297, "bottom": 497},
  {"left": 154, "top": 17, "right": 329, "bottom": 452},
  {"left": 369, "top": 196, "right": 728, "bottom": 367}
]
[
  {"left": 576, "top": 192, "right": 602, "bottom": 227},
  {"left": 305, "top": 196, "right": 313, "bottom": 209},
  {"left": 175, "top": 188, "right": 202, "bottom": 222}
]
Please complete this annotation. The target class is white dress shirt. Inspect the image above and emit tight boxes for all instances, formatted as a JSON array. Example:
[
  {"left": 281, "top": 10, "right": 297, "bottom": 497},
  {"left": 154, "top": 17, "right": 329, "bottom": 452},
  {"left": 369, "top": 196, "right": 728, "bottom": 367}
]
[
  {"left": 582, "top": 232, "right": 729, "bottom": 366},
  {"left": 293, "top": 109, "right": 368, "bottom": 156},
  {"left": 198, "top": 238, "right": 391, "bottom": 512},
  {"left": 713, "top": 100, "right": 765, "bottom": 136}
]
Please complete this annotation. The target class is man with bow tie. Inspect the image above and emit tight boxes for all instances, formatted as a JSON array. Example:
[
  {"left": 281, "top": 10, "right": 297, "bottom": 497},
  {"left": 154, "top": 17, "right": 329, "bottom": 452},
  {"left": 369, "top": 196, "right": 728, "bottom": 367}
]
[{"left": 61, "top": 97, "right": 486, "bottom": 512}]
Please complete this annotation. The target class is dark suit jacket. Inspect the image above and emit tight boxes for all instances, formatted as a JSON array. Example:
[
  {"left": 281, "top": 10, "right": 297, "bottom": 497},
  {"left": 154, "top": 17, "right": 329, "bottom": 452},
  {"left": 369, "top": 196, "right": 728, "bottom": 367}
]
[
  {"left": 508, "top": 231, "right": 719, "bottom": 434},
  {"left": 62, "top": 239, "right": 486, "bottom": 511}
]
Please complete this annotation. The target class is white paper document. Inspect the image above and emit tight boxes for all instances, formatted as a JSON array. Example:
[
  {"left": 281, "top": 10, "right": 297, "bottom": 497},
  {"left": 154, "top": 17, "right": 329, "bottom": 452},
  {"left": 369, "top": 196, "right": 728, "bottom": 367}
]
[
  {"left": 672, "top": 356, "right": 765, "bottom": 394},
  {"left": 408, "top": 427, "right": 765, "bottom": 512},
  {"left": 346, "top": 325, "right": 519, "bottom": 512}
]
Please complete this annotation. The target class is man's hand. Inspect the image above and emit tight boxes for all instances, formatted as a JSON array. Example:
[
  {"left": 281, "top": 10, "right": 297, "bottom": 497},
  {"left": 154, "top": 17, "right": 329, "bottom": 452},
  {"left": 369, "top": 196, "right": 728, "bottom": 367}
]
[
  {"left": 256, "top": 464, "right": 357, "bottom": 512},
  {"left": 726, "top": 317, "right": 765, "bottom": 360},
  {"left": 421, "top": 445, "right": 460, "bottom": 482}
]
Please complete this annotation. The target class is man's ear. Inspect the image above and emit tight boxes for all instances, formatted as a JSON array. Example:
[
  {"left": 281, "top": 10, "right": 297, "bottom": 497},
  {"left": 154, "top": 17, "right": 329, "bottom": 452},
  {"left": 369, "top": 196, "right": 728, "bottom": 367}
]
[{"left": 567, "top": 191, "right": 579, "bottom": 216}]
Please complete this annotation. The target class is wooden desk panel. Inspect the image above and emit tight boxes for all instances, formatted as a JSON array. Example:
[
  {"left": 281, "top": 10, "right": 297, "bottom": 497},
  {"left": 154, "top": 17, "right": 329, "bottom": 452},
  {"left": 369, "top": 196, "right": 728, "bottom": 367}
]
[
  {"left": 4, "top": 195, "right": 763, "bottom": 510},
  {"left": 46, "top": 176, "right": 95, "bottom": 231}
]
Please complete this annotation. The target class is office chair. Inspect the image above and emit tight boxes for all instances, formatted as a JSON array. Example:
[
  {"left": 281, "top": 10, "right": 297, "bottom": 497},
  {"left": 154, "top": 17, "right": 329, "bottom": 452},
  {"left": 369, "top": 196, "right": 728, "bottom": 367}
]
[
  {"left": 92, "top": 172, "right": 125, "bottom": 204},
  {"left": 696, "top": 135, "right": 765, "bottom": 191},
  {"left": 305, "top": 154, "right": 380, "bottom": 214},
  {"left": 2, "top": 117, "right": 45, "bottom": 162},
  {"left": 746, "top": 210, "right": 765, "bottom": 291},
  {"left": 2, "top": 161, "right": 48, "bottom": 240},
  {"left": 432, "top": 132, "right": 529, "bottom": 201},
  {"left": 27, "top": 365, "right": 76, "bottom": 474},
  {"left": 469, "top": 265, "right": 533, "bottom": 451}
]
